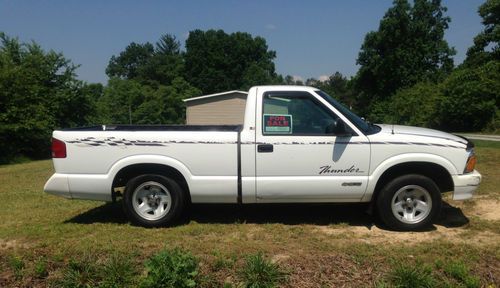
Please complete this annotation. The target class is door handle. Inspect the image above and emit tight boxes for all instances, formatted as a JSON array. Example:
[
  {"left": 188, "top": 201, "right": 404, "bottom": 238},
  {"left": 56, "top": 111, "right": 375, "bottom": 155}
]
[{"left": 257, "top": 144, "right": 274, "bottom": 153}]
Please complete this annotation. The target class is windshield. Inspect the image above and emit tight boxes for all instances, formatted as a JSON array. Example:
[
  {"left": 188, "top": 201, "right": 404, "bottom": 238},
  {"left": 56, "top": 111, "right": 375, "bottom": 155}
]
[{"left": 315, "top": 90, "right": 377, "bottom": 135}]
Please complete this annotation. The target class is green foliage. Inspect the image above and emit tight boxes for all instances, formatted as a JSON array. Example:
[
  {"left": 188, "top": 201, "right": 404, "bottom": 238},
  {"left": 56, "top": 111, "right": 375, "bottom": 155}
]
[
  {"left": 372, "top": 60, "right": 499, "bottom": 132},
  {"left": 381, "top": 260, "right": 481, "bottom": 288},
  {"left": 102, "top": 34, "right": 201, "bottom": 125},
  {"left": 100, "top": 254, "right": 136, "bottom": 288},
  {"left": 8, "top": 255, "right": 25, "bottom": 280},
  {"left": 184, "top": 29, "right": 278, "bottom": 94},
  {"left": 106, "top": 34, "right": 184, "bottom": 87},
  {"left": 442, "top": 261, "right": 480, "bottom": 288},
  {"left": 57, "top": 256, "right": 100, "bottom": 288},
  {"left": 239, "top": 253, "right": 287, "bottom": 288},
  {"left": 97, "top": 77, "right": 200, "bottom": 124},
  {"left": 465, "top": 0, "right": 500, "bottom": 66},
  {"left": 140, "top": 248, "right": 199, "bottom": 288},
  {"left": 96, "top": 78, "right": 144, "bottom": 124},
  {"left": 437, "top": 60, "right": 499, "bottom": 131},
  {"left": 370, "top": 81, "right": 442, "bottom": 126},
  {"left": 106, "top": 42, "right": 155, "bottom": 80},
  {"left": 309, "top": 72, "right": 357, "bottom": 109},
  {"left": 0, "top": 32, "right": 95, "bottom": 163},
  {"left": 34, "top": 258, "right": 48, "bottom": 279},
  {"left": 54, "top": 253, "right": 136, "bottom": 288},
  {"left": 388, "top": 263, "right": 437, "bottom": 288},
  {"left": 354, "top": 0, "right": 455, "bottom": 114}
]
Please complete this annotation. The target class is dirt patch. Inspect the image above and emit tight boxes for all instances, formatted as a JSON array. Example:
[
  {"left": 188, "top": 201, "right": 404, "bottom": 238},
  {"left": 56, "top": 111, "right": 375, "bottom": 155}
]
[
  {"left": 469, "top": 199, "right": 500, "bottom": 221},
  {"left": 282, "top": 253, "right": 382, "bottom": 288},
  {"left": 315, "top": 225, "right": 500, "bottom": 246},
  {"left": 0, "top": 239, "right": 29, "bottom": 251}
]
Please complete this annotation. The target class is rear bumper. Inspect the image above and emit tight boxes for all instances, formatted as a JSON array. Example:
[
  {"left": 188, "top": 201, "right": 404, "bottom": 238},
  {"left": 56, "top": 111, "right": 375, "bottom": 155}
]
[
  {"left": 44, "top": 173, "right": 71, "bottom": 198},
  {"left": 44, "top": 173, "right": 112, "bottom": 201},
  {"left": 452, "top": 170, "right": 482, "bottom": 200}
]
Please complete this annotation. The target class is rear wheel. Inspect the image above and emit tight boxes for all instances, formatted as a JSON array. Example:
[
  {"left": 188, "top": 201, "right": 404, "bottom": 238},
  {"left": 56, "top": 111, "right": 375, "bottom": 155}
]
[
  {"left": 123, "top": 174, "right": 185, "bottom": 227},
  {"left": 376, "top": 174, "right": 441, "bottom": 231}
]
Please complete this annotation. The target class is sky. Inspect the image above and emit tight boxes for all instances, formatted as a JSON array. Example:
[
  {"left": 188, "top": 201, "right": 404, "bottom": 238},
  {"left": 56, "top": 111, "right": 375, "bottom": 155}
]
[{"left": 0, "top": 0, "right": 486, "bottom": 84}]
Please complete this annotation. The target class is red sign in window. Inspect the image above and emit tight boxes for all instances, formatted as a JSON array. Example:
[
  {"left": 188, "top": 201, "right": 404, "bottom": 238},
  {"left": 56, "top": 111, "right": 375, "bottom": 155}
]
[{"left": 263, "top": 114, "right": 292, "bottom": 134}]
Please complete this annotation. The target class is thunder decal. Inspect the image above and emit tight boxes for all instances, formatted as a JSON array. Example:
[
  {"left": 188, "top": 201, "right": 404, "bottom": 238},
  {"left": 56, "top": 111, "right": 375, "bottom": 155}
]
[{"left": 319, "top": 165, "right": 364, "bottom": 175}]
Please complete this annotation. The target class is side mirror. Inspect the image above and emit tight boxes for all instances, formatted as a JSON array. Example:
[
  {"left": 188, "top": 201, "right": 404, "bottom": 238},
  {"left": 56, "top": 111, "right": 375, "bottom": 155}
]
[{"left": 326, "top": 119, "right": 351, "bottom": 137}]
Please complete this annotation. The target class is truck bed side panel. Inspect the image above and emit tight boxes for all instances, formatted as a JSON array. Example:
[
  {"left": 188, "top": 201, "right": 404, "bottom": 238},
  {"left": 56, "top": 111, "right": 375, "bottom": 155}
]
[{"left": 51, "top": 130, "right": 239, "bottom": 203}]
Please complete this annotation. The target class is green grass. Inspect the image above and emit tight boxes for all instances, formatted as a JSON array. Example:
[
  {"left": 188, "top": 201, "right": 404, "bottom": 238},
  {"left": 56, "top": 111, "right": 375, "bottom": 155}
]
[
  {"left": 239, "top": 253, "right": 287, "bottom": 288},
  {"left": 474, "top": 139, "right": 500, "bottom": 149},
  {"left": 0, "top": 142, "right": 499, "bottom": 287}
]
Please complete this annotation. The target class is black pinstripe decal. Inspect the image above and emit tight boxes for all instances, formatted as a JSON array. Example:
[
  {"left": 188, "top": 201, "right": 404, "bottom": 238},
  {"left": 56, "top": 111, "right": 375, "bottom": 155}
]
[{"left": 66, "top": 138, "right": 465, "bottom": 149}]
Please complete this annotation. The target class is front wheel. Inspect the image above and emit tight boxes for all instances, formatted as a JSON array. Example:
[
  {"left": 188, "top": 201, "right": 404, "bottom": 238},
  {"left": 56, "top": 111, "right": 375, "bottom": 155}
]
[
  {"left": 123, "top": 174, "right": 185, "bottom": 227},
  {"left": 376, "top": 174, "right": 441, "bottom": 231}
]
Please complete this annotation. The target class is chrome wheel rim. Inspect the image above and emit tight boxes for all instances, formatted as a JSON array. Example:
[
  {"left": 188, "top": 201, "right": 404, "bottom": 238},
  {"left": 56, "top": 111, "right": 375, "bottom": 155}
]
[
  {"left": 391, "top": 185, "right": 432, "bottom": 224},
  {"left": 132, "top": 181, "right": 172, "bottom": 221}
]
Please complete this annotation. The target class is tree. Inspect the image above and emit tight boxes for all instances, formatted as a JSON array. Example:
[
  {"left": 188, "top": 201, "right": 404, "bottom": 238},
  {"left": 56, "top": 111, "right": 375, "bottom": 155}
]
[
  {"left": 156, "top": 34, "right": 181, "bottom": 55},
  {"left": 436, "top": 61, "right": 499, "bottom": 131},
  {"left": 373, "top": 82, "right": 442, "bottom": 126},
  {"left": 465, "top": 0, "right": 500, "bottom": 66},
  {"left": 106, "top": 34, "right": 185, "bottom": 87},
  {"left": 106, "top": 42, "right": 155, "bottom": 80},
  {"left": 96, "top": 78, "right": 145, "bottom": 124},
  {"left": 311, "top": 72, "right": 356, "bottom": 108},
  {"left": 184, "top": 29, "right": 278, "bottom": 94},
  {"left": 354, "top": 0, "right": 455, "bottom": 114},
  {"left": 0, "top": 32, "right": 91, "bottom": 162},
  {"left": 97, "top": 77, "right": 200, "bottom": 125}
]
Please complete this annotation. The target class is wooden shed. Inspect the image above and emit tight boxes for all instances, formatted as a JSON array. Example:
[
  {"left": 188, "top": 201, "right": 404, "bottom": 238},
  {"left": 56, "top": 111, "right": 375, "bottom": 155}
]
[{"left": 183, "top": 90, "right": 248, "bottom": 125}]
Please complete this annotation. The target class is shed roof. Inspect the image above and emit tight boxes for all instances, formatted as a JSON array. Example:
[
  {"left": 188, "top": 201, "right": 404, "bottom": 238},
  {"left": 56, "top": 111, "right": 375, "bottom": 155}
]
[{"left": 183, "top": 90, "right": 248, "bottom": 103}]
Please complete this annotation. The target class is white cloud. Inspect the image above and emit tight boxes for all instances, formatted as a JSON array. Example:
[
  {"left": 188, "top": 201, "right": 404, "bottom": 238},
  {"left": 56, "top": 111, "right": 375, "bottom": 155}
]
[
  {"left": 292, "top": 75, "right": 304, "bottom": 82},
  {"left": 265, "top": 24, "right": 277, "bottom": 30},
  {"left": 318, "top": 75, "right": 329, "bottom": 82}
]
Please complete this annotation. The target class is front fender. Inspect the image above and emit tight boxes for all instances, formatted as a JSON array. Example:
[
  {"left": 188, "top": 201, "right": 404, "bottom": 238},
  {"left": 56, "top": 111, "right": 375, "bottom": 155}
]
[{"left": 361, "top": 153, "right": 458, "bottom": 202}]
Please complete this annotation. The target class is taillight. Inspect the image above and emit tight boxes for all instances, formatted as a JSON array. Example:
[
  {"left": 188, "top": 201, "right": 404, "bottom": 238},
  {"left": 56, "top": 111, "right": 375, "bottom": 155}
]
[
  {"left": 464, "top": 153, "right": 477, "bottom": 173},
  {"left": 51, "top": 138, "right": 66, "bottom": 158}
]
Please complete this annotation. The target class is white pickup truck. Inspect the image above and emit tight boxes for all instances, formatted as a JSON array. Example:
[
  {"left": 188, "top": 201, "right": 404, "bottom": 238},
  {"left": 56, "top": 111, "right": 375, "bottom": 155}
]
[{"left": 44, "top": 85, "right": 481, "bottom": 230}]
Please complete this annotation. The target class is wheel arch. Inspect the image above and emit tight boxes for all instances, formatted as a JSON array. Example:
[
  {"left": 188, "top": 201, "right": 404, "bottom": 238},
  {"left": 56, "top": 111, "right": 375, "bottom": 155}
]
[
  {"left": 108, "top": 155, "right": 192, "bottom": 203},
  {"left": 369, "top": 161, "right": 454, "bottom": 205}
]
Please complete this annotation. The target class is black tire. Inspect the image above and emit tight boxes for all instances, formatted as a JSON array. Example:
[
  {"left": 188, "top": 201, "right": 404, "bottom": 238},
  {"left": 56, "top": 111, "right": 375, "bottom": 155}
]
[
  {"left": 123, "top": 174, "right": 185, "bottom": 227},
  {"left": 376, "top": 174, "right": 441, "bottom": 231}
]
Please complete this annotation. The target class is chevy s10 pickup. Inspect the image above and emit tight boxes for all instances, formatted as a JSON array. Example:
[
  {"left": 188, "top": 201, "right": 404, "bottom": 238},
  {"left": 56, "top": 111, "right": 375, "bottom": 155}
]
[{"left": 44, "top": 86, "right": 481, "bottom": 230}]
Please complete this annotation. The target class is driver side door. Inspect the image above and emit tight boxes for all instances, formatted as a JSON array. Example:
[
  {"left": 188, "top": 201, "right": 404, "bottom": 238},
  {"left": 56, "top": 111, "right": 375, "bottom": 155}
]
[{"left": 255, "top": 91, "right": 370, "bottom": 202}]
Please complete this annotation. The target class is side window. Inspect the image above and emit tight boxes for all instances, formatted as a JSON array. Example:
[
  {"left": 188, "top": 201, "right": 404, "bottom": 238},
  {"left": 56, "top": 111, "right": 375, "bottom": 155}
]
[{"left": 262, "top": 92, "right": 340, "bottom": 135}]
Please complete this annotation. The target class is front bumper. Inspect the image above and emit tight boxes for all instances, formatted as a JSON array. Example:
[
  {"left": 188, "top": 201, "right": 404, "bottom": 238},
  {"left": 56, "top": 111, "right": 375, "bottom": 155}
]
[{"left": 452, "top": 170, "right": 482, "bottom": 200}]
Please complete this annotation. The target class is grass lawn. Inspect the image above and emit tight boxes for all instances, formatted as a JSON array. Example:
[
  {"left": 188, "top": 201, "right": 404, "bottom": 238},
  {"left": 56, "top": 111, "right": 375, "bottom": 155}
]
[{"left": 0, "top": 141, "right": 498, "bottom": 287}]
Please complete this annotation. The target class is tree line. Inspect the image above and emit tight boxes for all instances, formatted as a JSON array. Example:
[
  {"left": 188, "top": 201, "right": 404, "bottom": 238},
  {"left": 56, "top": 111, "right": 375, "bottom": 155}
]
[{"left": 0, "top": 0, "right": 498, "bottom": 163}]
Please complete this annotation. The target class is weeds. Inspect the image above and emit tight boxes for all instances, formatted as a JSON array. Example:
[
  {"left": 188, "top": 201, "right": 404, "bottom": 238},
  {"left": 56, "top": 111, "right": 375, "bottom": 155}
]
[
  {"left": 239, "top": 252, "right": 287, "bottom": 288},
  {"left": 388, "top": 263, "right": 436, "bottom": 288},
  {"left": 442, "top": 260, "right": 480, "bottom": 288},
  {"left": 8, "top": 255, "right": 24, "bottom": 280},
  {"left": 56, "top": 256, "right": 99, "bottom": 288},
  {"left": 34, "top": 257, "right": 48, "bottom": 278},
  {"left": 100, "top": 254, "right": 136, "bottom": 288},
  {"left": 212, "top": 251, "right": 236, "bottom": 271},
  {"left": 140, "top": 248, "right": 199, "bottom": 288},
  {"left": 381, "top": 260, "right": 482, "bottom": 288}
]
